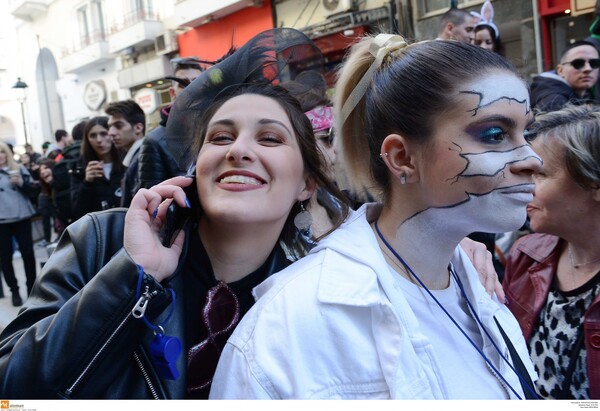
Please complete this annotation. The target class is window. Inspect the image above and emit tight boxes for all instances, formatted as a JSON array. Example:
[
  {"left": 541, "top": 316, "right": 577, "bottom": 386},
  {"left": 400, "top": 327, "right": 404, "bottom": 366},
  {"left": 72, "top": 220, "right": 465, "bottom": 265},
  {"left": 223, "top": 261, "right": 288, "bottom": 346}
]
[
  {"left": 77, "top": 6, "right": 90, "bottom": 44},
  {"left": 414, "top": 0, "right": 484, "bottom": 18},
  {"left": 129, "top": 0, "right": 156, "bottom": 20},
  {"left": 92, "top": 0, "right": 106, "bottom": 40}
]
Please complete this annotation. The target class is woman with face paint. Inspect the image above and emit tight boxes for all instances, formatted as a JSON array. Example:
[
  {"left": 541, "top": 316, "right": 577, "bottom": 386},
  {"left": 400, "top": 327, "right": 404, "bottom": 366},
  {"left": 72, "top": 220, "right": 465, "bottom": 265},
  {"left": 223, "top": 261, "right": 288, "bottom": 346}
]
[
  {"left": 211, "top": 35, "right": 542, "bottom": 399},
  {"left": 503, "top": 104, "right": 600, "bottom": 399},
  {"left": 0, "top": 29, "right": 351, "bottom": 399}
]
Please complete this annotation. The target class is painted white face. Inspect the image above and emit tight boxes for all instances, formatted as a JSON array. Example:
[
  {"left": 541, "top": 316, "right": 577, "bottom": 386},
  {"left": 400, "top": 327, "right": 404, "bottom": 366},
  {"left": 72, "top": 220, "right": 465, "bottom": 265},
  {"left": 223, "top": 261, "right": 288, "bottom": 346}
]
[{"left": 406, "top": 72, "right": 543, "bottom": 238}]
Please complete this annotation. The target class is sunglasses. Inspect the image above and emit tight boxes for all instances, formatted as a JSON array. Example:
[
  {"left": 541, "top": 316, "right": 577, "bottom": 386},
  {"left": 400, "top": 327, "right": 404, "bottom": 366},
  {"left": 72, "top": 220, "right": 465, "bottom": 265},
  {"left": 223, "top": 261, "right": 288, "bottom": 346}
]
[
  {"left": 187, "top": 281, "right": 240, "bottom": 394},
  {"left": 314, "top": 127, "right": 335, "bottom": 147},
  {"left": 165, "top": 76, "right": 192, "bottom": 89},
  {"left": 561, "top": 58, "right": 600, "bottom": 70}
]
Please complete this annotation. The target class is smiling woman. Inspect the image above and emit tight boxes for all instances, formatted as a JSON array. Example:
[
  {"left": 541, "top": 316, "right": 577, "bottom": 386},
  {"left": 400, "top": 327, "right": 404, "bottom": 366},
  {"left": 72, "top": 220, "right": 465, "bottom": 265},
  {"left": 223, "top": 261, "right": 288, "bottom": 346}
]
[
  {"left": 210, "top": 35, "right": 542, "bottom": 399},
  {"left": 0, "top": 28, "right": 349, "bottom": 399}
]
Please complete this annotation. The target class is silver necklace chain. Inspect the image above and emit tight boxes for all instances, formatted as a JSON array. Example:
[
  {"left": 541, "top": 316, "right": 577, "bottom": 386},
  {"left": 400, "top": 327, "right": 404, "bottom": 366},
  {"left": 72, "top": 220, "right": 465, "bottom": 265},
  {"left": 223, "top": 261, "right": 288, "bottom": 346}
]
[{"left": 568, "top": 245, "right": 600, "bottom": 269}]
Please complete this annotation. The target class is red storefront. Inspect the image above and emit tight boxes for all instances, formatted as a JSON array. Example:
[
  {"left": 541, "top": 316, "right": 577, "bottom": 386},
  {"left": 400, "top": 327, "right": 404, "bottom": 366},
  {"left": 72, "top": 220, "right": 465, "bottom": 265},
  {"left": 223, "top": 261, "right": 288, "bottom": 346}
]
[{"left": 176, "top": 2, "right": 275, "bottom": 62}]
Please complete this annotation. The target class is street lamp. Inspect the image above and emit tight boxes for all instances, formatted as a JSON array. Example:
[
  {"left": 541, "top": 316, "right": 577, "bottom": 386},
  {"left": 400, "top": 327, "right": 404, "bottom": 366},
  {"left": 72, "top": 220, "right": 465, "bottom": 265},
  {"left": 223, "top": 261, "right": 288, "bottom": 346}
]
[{"left": 12, "top": 77, "right": 29, "bottom": 145}]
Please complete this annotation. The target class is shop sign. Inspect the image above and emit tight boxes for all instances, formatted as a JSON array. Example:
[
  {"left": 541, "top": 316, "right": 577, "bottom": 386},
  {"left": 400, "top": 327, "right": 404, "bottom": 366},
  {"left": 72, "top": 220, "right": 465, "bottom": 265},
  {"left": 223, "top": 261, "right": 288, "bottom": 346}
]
[
  {"left": 134, "top": 88, "right": 160, "bottom": 115},
  {"left": 83, "top": 80, "right": 107, "bottom": 111}
]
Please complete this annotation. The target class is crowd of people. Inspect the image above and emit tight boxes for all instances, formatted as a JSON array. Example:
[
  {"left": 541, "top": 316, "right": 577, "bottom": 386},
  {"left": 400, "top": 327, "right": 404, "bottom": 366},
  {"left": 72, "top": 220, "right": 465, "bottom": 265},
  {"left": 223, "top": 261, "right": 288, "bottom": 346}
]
[{"left": 0, "top": 0, "right": 599, "bottom": 400}]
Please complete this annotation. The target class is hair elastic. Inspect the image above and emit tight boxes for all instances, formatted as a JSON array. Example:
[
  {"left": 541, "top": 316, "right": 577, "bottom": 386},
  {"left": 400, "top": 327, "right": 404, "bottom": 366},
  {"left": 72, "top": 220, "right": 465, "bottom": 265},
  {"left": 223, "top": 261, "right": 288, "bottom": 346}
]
[{"left": 340, "top": 34, "right": 408, "bottom": 124}]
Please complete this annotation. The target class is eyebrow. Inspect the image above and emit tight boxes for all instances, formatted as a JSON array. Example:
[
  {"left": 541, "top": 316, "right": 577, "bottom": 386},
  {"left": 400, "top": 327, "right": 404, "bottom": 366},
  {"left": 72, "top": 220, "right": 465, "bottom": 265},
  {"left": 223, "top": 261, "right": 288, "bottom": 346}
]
[
  {"left": 209, "top": 118, "right": 293, "bottom": 135},
  {"left": 471, "top": 115, "right": 517, "bottom": 128},
  {"left": 258, "top": 119, "right": 292, "bottom": 135}
]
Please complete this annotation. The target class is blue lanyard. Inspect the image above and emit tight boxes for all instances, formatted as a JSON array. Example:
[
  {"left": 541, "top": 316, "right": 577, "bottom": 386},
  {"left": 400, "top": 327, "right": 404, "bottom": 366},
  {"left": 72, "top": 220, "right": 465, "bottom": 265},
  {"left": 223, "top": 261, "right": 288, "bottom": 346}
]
[{"left": 374, "top": 219, "right": 538, "bottom": 399}]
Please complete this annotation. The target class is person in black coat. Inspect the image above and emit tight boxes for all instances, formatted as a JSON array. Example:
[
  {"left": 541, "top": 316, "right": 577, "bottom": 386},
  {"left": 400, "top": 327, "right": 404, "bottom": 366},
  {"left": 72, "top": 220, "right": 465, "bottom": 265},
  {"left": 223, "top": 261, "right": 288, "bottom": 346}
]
[
  {"left": 530, "top": 40, "right": 599, "bottom": 112},
  {"left": 137, "top": 57, "right": 204, "bottom": 188},
  {"left": 70, "top": 116, "right": 125, "bottom": 219}
]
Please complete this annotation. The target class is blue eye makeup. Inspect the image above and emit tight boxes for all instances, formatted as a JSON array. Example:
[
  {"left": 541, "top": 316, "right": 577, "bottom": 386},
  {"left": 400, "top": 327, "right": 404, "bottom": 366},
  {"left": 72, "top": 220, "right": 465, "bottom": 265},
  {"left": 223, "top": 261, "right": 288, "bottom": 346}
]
[{"left": 477, "top": 126, "right": 507, "bottom": 144}]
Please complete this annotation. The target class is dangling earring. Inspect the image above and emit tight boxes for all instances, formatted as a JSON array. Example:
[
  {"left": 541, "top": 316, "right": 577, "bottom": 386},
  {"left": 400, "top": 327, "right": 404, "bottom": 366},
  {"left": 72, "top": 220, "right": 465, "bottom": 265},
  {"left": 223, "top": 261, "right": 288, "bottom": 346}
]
[
  {"left": 400, "top": 173, "right": 407, "bottom": 185},
  {"left": 294, "top": 202, "right": 313, "bottom": 233}
]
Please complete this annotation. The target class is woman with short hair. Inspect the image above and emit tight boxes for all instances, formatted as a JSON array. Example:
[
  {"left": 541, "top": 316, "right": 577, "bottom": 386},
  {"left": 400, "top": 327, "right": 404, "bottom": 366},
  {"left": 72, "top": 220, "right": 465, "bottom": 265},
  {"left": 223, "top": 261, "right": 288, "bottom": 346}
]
[{"left": 503, "top": 104, "right": 600, "bottom": 399}]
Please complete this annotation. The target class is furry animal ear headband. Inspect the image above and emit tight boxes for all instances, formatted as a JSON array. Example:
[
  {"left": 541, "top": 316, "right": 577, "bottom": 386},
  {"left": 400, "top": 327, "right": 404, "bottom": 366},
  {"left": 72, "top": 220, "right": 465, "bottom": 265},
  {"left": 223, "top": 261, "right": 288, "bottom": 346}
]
[{"left": 473, "top": 0, "right": 499, "bottom": 39}]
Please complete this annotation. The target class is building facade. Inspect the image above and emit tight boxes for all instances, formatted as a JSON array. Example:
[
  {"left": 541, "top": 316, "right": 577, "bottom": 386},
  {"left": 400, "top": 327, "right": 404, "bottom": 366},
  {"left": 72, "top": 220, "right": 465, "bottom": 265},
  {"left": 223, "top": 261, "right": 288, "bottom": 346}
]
[{"left": 1, "top": 0, "right": 596, "bottom": 152}]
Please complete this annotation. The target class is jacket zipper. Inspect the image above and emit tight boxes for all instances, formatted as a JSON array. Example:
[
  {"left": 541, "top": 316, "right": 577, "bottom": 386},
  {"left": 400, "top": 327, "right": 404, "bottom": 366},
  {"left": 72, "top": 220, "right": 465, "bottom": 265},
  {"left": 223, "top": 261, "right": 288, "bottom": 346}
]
[
  {"left": 133, "top": 351, "right": 160, "bottom": 399},
  {"left": 65, "top": 289, "right": 158, "bottom": 397},
  {"left": 484, "top": 349, "right": 512, "bottom": 398},
  {"left": 462, "top": 290, "right": 513, "bottom": 398}
]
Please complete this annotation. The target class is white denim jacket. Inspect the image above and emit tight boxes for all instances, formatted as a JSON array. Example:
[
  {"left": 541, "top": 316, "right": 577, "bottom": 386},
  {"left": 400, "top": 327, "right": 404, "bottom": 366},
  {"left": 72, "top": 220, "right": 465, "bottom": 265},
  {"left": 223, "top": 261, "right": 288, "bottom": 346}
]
[{"left": 210, "top": 204, "right": 537, "bottom": 399}]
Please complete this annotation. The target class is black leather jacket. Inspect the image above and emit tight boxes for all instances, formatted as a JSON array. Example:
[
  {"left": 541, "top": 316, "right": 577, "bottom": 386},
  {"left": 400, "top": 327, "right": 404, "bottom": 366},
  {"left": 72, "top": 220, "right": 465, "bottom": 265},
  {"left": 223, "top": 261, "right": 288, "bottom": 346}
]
[
  {"left": 138, "top": 106, "right": 186, "bottom": 190},
  {"left": 0, "top": 209, "right": 289, "bottom": 398},
  {"left": 70, "top": 167, "right": 125, "bottom": 218}
]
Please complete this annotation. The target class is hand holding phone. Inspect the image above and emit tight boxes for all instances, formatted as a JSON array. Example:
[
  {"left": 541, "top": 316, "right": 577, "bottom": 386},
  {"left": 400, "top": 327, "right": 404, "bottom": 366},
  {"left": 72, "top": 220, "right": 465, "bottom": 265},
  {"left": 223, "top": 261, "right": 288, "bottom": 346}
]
[
  {"left": 124, "top": 176, "right": 198, "bottom": 282},
  {"left": 160, "top": 176, "right": 198, "bottom": 247}
]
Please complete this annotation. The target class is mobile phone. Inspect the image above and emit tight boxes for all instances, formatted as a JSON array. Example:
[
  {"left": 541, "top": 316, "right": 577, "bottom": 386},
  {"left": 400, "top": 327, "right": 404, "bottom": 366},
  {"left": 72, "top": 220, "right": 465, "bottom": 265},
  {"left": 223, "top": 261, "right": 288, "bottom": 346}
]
[{"left": 160, "top": 177, "right": 198, "bottom": 247}]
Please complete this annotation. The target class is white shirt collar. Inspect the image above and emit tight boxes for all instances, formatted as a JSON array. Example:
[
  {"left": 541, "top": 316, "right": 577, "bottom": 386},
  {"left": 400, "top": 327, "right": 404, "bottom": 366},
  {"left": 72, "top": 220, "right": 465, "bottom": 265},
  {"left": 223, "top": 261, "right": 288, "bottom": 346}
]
[{"left": 122, "top": 137, "right": 145, "bottom": 167}]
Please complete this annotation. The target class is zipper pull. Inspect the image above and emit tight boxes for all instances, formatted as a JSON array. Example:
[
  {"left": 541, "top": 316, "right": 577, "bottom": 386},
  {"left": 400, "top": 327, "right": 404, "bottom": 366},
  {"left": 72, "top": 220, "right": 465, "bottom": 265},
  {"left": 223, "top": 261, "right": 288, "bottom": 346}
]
[{"left": 132, "top": 286, "right": 152, "bottom": 318}]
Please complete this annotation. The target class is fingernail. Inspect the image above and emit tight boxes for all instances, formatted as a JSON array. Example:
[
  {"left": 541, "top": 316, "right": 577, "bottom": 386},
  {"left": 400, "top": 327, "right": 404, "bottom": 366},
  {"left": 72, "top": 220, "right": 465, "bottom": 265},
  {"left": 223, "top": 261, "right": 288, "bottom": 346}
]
[
  {"left": 152, "top": 208, "right": 158, "bottom": 219},
  {"left": 184, "top": 174, "right": 194, "bottom": 179},
  {"left": 185, "top": 198, "right": 192, "bottom": 208},
  {"left": 504, "top": 297, "right": 509, "bottom": 305}
]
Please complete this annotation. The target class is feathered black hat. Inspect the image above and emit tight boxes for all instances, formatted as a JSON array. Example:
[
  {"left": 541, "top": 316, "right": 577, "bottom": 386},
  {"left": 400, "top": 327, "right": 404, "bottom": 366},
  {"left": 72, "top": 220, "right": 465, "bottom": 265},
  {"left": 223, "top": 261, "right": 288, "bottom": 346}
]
[{"left": 165, "top": 28, "right": 324, "bottom": 171}]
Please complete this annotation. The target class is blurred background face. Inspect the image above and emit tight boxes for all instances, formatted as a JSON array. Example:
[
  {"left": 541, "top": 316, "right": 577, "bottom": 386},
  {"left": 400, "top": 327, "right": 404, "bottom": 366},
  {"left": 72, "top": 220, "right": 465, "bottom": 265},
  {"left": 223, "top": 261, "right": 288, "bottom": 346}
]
[
  {"left": 450, "top": 15, "right": 477, "bottom": 44},
  {"left": 20, "top": 153, "right": 31, "bottom": 165},
  {"left": 0, "top": 149, "right": 7, "bottom": 166},
  {"left": 39, "top": 164, "right": 53, "bottom": 183},
  {"left": 314, "top": 128, "right": 336, "bottom": 181},
  {"left": 108, "top": 115, "right": 136, "bottom": 150},
  {"left": 87, "top": 124, "right": 113, "bottom": 157},
  {"left": 557, "top": 45, "right": 600, "bottom": 95},
  {"left": 475, "top": 27, "right": 495, "bottom": 51},
  {"left": 169, "top": 67, "right": 203, "bottom": 100},
  {"left": 527, "top": 138, "right": 595, "bottom": 237}
]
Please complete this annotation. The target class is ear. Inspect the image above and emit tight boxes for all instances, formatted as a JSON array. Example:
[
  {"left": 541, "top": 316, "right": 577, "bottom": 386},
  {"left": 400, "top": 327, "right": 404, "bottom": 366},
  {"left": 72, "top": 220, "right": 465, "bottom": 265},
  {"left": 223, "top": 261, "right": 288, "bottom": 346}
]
[
  {"left": 591, "top": 185, "right": 600, "bottom": 202},
  {"left": 444, "top": 22, "right": 455, "bottom": 37},
  {"left": 380, "top": 134, "right": 417, "bottom": 184},
  {"left": 297, "top": 175, "right": 317, "bottom": 202},
  {"left": 556, "top": 63, "right": 566, "bottom": 78},
  {"left": 168, "top": 87, "right": 176, "bottom": 101},
  {"left": 134, "top": 122, "right": 144, "bottom": 136}
]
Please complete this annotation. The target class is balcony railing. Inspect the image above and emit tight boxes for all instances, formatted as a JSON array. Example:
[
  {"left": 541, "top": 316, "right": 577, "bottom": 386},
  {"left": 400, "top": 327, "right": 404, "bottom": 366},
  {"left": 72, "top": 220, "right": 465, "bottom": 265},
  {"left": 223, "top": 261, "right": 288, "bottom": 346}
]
[
  {"left": 61, "top": 30, "right": 108, "bottom": 57},
  {"left": 109, "top": 8, "right": 161, "bottom": 34}
]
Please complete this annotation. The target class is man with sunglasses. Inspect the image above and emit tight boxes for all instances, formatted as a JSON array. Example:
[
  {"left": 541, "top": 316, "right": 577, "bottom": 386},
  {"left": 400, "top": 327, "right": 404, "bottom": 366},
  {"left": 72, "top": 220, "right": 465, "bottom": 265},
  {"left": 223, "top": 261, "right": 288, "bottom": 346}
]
[
  {"left": 531, "top": 40, "right": 600, "bottom": 112},
  {"left": 137, "top": 57, "right": 204, "bottom": 190}
]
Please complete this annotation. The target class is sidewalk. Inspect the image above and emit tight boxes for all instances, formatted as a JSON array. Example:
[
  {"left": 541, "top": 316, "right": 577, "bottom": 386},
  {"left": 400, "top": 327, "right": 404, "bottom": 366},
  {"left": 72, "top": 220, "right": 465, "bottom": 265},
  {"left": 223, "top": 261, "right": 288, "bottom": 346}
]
[{"left": 0, "top": 240, "right": 53, "bottom": 332}]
